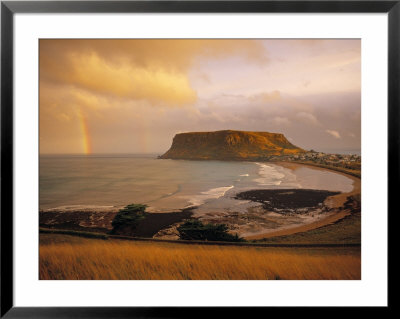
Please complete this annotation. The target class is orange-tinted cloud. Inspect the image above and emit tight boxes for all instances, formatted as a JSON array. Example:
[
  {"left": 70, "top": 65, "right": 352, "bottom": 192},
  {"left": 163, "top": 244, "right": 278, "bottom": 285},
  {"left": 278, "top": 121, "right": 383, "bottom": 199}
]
[
  {"left": 249, "top": 90, "right": 281, "bottom": 103},
  {"left": 40, "top": 39, "right": 268, "bottom": 106},
  {"left": 326, "top": 129, "right": 341, "bottom": 139},
  {"left": 39, "top": 39, "right": 360, "bottom": 155}
]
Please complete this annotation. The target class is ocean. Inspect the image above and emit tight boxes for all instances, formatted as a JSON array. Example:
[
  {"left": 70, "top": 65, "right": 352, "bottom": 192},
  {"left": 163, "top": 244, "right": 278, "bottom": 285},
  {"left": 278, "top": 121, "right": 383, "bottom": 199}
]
[{"left": 39, "top": 154, "right": 354, "bottom": 213}]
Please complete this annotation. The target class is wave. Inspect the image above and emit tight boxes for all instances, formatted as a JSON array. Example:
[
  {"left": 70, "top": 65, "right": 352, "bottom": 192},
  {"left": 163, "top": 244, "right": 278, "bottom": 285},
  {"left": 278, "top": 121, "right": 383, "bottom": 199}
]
[
  {"left": 188, "top": 186, "right": 234, "bottom": 206},
  {"left": 254, "top": 163, "right": 285, "bottom": 186},
  {"left": 253, "top": 163, "right": 302, "bottom": 188}
]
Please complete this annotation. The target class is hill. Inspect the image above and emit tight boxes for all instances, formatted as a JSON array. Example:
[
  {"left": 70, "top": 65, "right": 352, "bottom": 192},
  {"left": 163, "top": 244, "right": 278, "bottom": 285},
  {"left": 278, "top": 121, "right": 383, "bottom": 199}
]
[{"left": 159, "top": 130, "right": 305, "bottom": 160}]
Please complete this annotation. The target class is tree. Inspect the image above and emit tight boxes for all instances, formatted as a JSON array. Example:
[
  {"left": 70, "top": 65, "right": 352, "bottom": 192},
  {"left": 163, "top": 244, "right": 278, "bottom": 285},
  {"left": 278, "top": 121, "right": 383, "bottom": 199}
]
[
  {"left": 177, "top": 220, "right": 244, "bottom": 242},
  {"left": 110, "top": 204, "right": 148, "bottom": 234}
]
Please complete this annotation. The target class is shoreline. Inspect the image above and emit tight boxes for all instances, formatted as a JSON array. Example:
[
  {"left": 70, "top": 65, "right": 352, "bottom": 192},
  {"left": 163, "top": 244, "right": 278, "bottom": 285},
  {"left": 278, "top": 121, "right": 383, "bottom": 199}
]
[
  {"left": 39, "top": 161, "right": 360, "bottom": 241},
  {"left": 244, "top": 161, "right": 360, "bottom": 240},
  {"left": 275, "top": 160, "right": 361, "bottom": 178}
]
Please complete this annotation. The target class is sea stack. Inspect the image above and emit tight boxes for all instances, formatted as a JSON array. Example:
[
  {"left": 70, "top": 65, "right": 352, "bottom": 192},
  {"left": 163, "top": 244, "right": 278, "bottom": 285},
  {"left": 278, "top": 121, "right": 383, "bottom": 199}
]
[{"left": 160, "top": 130, "right": 305, "bottom": 160}]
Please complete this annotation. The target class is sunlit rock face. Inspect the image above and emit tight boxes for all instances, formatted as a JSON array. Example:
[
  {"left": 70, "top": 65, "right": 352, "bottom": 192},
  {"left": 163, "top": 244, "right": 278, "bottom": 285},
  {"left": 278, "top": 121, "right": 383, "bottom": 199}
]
[{"left": 160, "top": 130, "right": 305, "bottom": 160}]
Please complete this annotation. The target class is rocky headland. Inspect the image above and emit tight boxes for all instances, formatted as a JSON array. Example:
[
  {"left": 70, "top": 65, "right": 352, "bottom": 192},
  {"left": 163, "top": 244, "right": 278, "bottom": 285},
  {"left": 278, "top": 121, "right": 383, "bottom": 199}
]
[{"left": 159, "top": 130, "right": 305, "bottom": 160}]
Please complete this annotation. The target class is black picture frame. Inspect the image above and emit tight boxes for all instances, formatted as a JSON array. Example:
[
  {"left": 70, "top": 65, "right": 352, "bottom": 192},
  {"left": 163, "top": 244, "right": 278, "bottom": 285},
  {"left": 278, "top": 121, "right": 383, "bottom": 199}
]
[{"left": 1, "top": 0, "right": 395, "bottom": 317}]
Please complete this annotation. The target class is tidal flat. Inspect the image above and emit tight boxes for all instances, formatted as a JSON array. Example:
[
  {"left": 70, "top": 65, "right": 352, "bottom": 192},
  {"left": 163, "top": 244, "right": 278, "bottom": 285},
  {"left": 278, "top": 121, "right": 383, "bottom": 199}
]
[{"left": 40, "top": 156, "right": 358, "bottom": 240}]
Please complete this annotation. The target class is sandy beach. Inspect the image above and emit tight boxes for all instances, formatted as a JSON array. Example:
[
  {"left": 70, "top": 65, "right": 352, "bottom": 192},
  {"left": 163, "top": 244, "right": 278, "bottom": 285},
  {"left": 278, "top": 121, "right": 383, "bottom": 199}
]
[
  {"left": 244, "top": 162, "right": 360, "bottom": 240},
  {"left": 39, "top": 161, "right": 360, "bottom": 241}
]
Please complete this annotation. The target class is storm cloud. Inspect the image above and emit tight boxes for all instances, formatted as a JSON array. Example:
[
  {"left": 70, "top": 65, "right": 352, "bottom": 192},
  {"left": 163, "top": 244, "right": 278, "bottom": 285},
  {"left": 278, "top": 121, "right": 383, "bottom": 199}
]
[{"left": 39, "top": 39, "right": 360, "bottom": 155}]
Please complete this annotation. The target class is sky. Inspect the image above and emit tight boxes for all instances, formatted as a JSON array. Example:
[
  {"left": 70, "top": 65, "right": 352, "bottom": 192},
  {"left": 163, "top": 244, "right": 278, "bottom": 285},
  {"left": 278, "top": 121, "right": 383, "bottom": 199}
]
[{"left": 39, "top": 39, "right": 361, "bottom": 155}]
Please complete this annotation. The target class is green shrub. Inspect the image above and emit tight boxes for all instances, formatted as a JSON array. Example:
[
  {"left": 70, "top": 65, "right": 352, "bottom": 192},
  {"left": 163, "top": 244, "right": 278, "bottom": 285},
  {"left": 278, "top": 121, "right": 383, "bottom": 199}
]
[
  {"left": 177, "top": 220, "right": 244, "bottom": 242},
  {"left": 111, "top": 204, "right": 148, "bottom": 233}
]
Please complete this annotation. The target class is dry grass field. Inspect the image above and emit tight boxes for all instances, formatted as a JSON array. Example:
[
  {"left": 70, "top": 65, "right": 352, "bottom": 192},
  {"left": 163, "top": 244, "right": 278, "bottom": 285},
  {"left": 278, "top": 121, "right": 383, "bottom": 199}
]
[{"left": 39, "top": 234, "right": 360, "bottom": 280}]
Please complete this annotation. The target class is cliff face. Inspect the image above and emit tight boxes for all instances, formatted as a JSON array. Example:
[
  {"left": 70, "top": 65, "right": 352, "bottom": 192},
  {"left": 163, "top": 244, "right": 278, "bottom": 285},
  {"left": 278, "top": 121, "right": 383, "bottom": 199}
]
[{"left": 159, "top": 130, "right": 305, "bottom": 160}]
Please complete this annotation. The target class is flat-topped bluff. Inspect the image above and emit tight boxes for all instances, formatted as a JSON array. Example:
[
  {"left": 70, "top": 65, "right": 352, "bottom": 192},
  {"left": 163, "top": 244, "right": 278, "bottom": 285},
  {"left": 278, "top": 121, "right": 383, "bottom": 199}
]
[{"left": 159, "top": 130, "right": 305, "bottom": 160}]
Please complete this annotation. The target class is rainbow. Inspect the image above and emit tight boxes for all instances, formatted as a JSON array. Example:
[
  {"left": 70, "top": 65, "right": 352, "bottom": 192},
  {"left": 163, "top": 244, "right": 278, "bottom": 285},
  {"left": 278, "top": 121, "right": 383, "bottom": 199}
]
[{"left": 78, "top": 110, "right": 92, "bottom": 155}]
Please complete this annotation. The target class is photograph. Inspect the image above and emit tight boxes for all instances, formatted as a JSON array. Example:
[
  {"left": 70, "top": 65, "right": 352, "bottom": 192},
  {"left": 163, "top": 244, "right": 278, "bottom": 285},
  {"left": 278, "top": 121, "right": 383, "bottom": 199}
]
[{"left": 38, "top": 38, "right": 361, "bottom": 280}]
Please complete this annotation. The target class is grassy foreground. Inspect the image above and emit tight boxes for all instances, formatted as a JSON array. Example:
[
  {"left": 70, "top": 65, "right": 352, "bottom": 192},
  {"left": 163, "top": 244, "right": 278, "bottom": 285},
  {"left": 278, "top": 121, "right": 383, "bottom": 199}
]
[
  {"left": 256, "top": 211, "right": 361, "bottom": 245},
  {"left": 40, "top": 234, "right": 360, "bottom": 280}
]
